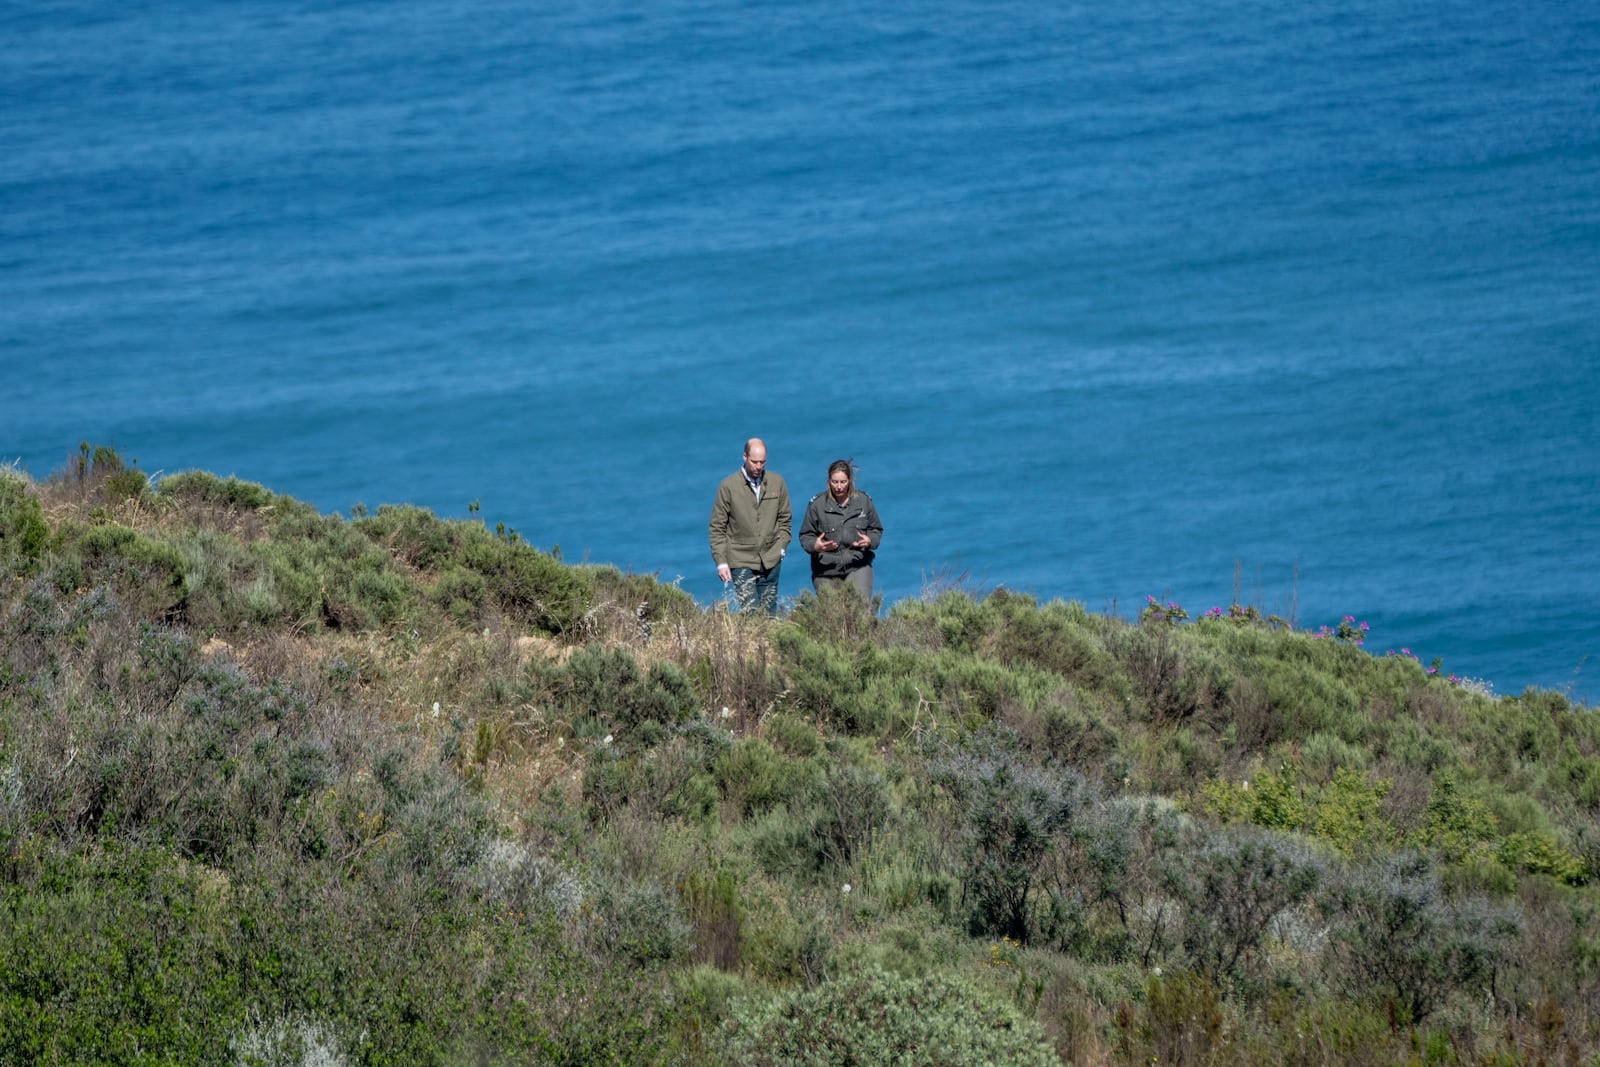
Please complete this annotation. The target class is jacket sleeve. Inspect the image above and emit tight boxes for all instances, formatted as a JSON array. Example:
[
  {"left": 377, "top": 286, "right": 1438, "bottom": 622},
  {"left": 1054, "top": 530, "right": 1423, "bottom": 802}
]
[
  {"left": 775, "top": 479, "right": 793, "bottom": 552},
  {"left": 862, "top": 495, "right": 883, "bottom": 549},
  {"left": 708, "top": 482, "right": 732, "bottom": 565},
  {"left": 798, "top": 497, "right": 822, "bottom": 554}
]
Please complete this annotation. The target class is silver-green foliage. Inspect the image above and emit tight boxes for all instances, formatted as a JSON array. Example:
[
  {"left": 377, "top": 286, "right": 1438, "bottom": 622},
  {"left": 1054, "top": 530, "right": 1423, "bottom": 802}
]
[
  {"left": 1324, "top": 852, "right": 1521, "bottom": 1023},
  {"left": 930, "top": 726, "right": 1107, "bottom": 945},
  {"left": 724, "top": 965, "right": 1061, "bottom": 1067},
  {"left": 1174, "top": 826, "right": 1326, "bottom": 986},
  {"left": 231, "top": 1012, "right": 350, "bottom": 1067}
]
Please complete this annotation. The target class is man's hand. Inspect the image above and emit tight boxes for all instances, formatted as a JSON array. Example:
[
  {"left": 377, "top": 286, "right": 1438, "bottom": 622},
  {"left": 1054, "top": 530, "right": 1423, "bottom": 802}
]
[{"left": 717, "top": 564, "right": 732, "bottom": 583}]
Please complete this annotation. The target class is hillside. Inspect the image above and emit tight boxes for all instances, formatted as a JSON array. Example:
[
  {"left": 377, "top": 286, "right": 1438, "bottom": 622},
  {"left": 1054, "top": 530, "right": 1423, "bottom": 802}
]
[{"left": 2, "top": 447, "right": 1597, "bottom": 1066}]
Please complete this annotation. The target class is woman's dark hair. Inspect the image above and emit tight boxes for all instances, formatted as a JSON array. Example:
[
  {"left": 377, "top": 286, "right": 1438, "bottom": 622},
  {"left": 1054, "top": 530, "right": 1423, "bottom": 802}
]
[{"left": 826, "top": 459, "right": 855, "bottom": 497}]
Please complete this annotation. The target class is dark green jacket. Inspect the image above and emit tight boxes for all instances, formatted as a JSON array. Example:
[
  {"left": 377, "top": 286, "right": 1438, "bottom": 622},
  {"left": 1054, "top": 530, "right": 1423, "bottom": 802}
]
[
  {"left": 709, "top": 470, "right": 792, "bottom": 571},
  {"left": 798, "top": 490, "right": 882, "bottom": 578}
]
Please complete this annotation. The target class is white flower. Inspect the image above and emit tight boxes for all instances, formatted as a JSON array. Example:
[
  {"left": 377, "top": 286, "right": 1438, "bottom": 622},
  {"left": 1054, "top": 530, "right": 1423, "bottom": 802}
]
[
  {"left": 431, "top": 702, "right": 440, "bottom": 718},
  {"left": 841, "top": 883, "right": 851, "bottom": 895},
  {"left": 720, "top": 706, "right": 732, "bottom": 719},
  {"left": 603, "top": 734, "right": 613, "bottom": 745}
]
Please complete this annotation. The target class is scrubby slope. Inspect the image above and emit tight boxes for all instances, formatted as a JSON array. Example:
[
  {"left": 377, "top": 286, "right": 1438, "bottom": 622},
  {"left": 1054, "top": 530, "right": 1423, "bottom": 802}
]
[{"left": 2, "top": 450, "right": 1597, "bottom": 1066}]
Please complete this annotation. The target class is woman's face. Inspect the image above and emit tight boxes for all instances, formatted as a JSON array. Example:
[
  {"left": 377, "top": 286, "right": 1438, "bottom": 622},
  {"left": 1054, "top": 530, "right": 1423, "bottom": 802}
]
[{"left": 829, "top": 471, "right": 850, "bottom": 500}]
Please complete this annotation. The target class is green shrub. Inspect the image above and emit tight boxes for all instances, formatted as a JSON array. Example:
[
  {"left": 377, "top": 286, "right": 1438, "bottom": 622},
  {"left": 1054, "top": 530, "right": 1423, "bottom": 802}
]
[
  {"left": 542, "top": 645, "right": 698, "bottom": 732},
  {"left": 1324, "top": 852, "right": 1522, "bottom": 1023},
  {"left": 1254, "top": 656, "right": 1363, "bottom": 742},
  {"left": 1033, "top": 794, "right": 1147, "bottom": 960},
  {"left": 987, "top": 594, "right": 1119, "bottom": 686},
  {"left": 724, "top": 964, "right": 1061, "bottom": 1066},
  {"left": 1115, "top": 626, "right": 1227, "bottom": 725},
  {"left": 68, "top": 522, "right": 188, "bottom": 618},
  {"left": 1174, "top": 827, "right": 1324, "bottom": 987},
  {"left": 924, "top": 590, "right": 998, "bottom": 655},
  {"left": 1415, "top": 773, "right": 1501, "bottom": 865},
  {"left": 777, "top": 630, "right": 875, "bottom": 732},
  {"left": 452, "top": 525, "right": 588, "bottom": 635},
  {"left": 680, "top": 865, "right": 744, "bottom": 971},
  {"left": 578, "top": 564, "right": 696, "bottom": 621},
  {"left": 1142, "top": 970, "right": 1224, "bottom": 1067},
  {"left": 596, "top": 876, "right": 692, "bottom": 965},
  {"left": 355, "top": 504, "right": 589, "bottom": 634},
  {"left": 0, "top": 473, "right": 50, "bottom": 576},
  {"left": 55, "top": 442, "right": 148, "bottom": 506},
  {"left": 787, "top": 585, "right": 878, "bottom": 645},
  {"left": 806, "top": 760, "right": 894, "bottom": 871},
  {"left": 1300, "top": 730, "right": 1369, "bottom": 779},
  {"left": 156, "top": 470, "right": 282, "bottom": 513},
  {"left": 1558, "top": 747, "right": 1600, "bottom": 811},
  {"left": 1198, "top": 761, "right": 1306, "bottom": 835},
  {"left": 166, "top": 528, "right": 293, "bottom": 629},
  {"left": 764, "top": 712, "right": 821, "bottom": 758},
  {"left": 0, "top": 844, "right": 240, "bottom": 1065},
  {"left": 1310, "top": 767, "right": 1395, "bottom": 856},
  {"left": 715, "top": 738, "right": 811, "bottom": 818},
  {"left": 1496, "top": 832, "right": 1588, "bottom": 885},
  {"left": 430, "top": 564, "right": 487, "bottom": 622},
  {"left": 670, "top": 965, "right": 749, "bottom": 1060},
  {"left": 931, "top": 729, "right": 1097, "bottom": 943}
]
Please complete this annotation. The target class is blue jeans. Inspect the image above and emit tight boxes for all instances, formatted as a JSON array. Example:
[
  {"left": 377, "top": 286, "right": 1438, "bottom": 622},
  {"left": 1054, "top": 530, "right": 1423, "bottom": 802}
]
[{"left": 729, "top": 563, "right": 781, "bottom": 615}]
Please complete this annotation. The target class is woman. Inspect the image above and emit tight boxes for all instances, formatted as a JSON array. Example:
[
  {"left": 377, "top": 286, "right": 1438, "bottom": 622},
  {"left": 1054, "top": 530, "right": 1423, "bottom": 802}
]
[{"left": 798, "top": 459, "right": 883, "bottom": 601}]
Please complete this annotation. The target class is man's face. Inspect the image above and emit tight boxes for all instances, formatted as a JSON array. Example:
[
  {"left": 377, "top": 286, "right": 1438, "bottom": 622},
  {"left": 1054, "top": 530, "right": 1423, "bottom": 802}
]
[{"left": 743, "top": 445, "right": 767, "bottom": 480}]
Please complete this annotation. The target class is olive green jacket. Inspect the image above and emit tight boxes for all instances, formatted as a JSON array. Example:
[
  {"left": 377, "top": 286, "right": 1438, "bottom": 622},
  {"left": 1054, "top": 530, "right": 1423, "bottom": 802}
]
[
  {"left": 708, "top": 469, "right": 792, "bottom": 571},
  {"left": 798, "top": 490, "right": 882, "bottom": 578}
]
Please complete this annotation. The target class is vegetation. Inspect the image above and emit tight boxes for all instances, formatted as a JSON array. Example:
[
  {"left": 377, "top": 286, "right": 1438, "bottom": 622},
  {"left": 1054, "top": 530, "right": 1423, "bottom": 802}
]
[{"left": 1, "top": 447, "right": 1597, "bottom": 1065}]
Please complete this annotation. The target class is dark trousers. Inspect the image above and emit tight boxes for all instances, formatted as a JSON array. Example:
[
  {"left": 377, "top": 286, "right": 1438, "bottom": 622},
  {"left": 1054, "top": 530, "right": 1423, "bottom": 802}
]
[{"left": 813, "top": 565, "right": 872, "bottom": 604}]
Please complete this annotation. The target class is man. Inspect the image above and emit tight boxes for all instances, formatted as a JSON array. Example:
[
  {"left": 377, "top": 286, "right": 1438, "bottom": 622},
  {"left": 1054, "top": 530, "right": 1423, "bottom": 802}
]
[{"left": 708, "top": 437, "right": 791, "bottom": 615}]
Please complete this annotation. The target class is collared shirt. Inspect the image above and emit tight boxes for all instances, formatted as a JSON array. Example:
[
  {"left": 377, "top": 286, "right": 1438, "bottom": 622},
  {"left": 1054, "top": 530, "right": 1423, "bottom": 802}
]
[{"left": 743, "top": 469, "right": 764, "bottom": 502}]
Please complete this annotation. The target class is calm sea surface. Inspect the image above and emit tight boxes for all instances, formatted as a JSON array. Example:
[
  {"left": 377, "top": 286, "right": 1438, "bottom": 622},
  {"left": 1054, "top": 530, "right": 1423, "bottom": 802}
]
[{"left": 4, "top": 0, "right": 1598, "bottom": 700}]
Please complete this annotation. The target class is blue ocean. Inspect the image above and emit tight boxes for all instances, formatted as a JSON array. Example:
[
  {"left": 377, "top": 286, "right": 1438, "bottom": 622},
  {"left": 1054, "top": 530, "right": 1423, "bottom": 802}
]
[{"left": 3, "top": 0, "right": 1597, "bottom": 701}]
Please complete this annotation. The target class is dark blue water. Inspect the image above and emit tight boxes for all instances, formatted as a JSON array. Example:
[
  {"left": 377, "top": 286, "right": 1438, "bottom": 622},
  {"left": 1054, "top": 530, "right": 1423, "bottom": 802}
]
[{"left": 4, "top": 0, "right": 1598, "bottom": 701}]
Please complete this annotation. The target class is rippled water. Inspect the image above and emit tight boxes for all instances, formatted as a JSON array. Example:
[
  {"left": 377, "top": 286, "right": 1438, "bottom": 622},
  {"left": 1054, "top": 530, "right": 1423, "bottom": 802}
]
[{"left": 4, "top": 0, "right": 1597, "bottom": 698}]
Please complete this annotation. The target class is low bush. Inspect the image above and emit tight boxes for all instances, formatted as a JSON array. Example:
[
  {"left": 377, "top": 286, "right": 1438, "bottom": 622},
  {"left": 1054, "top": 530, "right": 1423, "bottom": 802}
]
[
  {"left": 534, "top": 644, "right": 699, "bottom": 733},
  {"left": 724, "top": 964, "right": 1062, "bottom": 1066},
  {"left": 1323, "top": 852, "right": 1521, "bottom": 1024},
  {"left": 930, "top": 728, "right": 1100, "bottom": 944},
  {"left": 359, "top": 504, "right": 590, "bottom": 635},
  {"left": 0, "top": 473, "right": 50, "bottom": 576},
  {"left": 67, "top": 522, "right": 188, "bottom": 619},
  {"left": 1173, "top": 826, "right": 1325, "bottom": 990}
]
